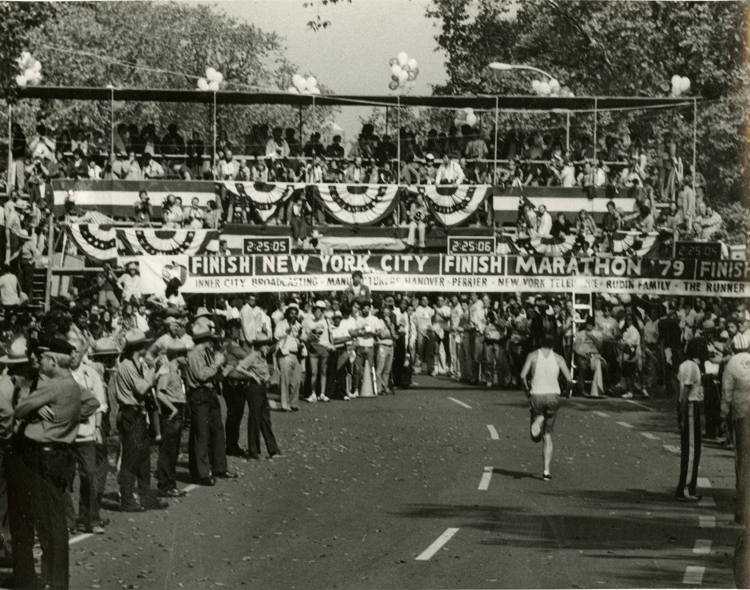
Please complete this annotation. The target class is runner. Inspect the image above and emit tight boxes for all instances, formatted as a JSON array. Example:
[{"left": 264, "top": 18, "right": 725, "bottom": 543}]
[{"left": 519, "top": 333, "right": 573, "bottom": 481}]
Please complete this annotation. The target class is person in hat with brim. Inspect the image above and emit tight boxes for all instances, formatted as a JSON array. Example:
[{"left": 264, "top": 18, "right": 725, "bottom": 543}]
[
  {"left": 221, "top": 319, "right": 255, "bottom": 458},
  {"left": 110, "top": 330, "right": 167, "bottom": 513},
  {"left": 228, "top": 335, "right": 281, "bottom": 460},
  {"left": 193, "top": 307, "right": 213, "bottom": 331},
  {"left": 155, "top": 341, "right": 189, "bottom": 497},
  {"left": 184, "top": 324, "right": 233, "bottom": 486},
  {"left": 13, "top": 336, "right": 101, "bottom": 590}
]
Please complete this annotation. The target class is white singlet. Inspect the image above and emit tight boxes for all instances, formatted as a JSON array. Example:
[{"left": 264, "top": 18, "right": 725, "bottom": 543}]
[{"left": 529, "top": 349, "right": 561, "bottom": 395}]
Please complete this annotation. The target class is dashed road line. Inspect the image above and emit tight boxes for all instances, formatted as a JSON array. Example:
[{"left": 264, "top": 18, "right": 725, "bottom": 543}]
[
  {"left": 616, "top": 421, "right": 634, "bottom": 429},
  {"left": 487, "top": 425, "right": 499, "bottom": 440},
  {"left": 621, "top": 398, "right": 655, "bottom": 412},
  {"left": 640, "top": 432, "right": 660, "bottom": 440},
  {"left": 593, "top": 411, "right": 609, "bottom": 418},
  {"left": 697, "top": 477, "right": 712, "bottom": 489},
  {"left": 698, "top": 515, "right": 716, "bottom": 528},
  {"left": 664, "top": 444, "right": 680, "bottom": 454},
  {"left": 693, "top": 539, "right": 712, "bottom": 554},
  {"left": 478, "top": 466, "right": 493, "bottom": 491},
  {"left": 448, "top": 397, "right": 472, "bottom": 409},
  {"left": 415, "top": 528, "right": 460, "bottom": 561},
  {"left": 682, "top": 565, "right": 705, "bottom": 585},
  {"left": 69, "top": 533, "right": 93, "bottom": 545}
]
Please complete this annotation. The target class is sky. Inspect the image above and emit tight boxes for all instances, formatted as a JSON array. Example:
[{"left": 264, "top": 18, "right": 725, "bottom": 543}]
[{"left": 204, "top": 0, "right": 448, "bottom": 140}]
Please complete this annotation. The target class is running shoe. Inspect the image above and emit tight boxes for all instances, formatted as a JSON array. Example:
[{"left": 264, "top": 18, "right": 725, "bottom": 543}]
[
  {"left": 319, "top": 394, "right": 330, "bottom": 402},
  {"left": 621, "top": 392, "right": 634, "bottom": 399},
  {"left": 305, "top": 394, "right": 318, "bottom": 403},
  {"left": 543, "top": 472, "right": 551, "bottom": 481}
]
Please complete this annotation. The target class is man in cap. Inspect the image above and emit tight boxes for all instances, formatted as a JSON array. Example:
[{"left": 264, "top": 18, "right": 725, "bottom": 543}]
[
  {"left": 67, "top": 331, "right": 109, "bottom": 534},
  {"left": 193, "top": 307, "right": 213, "bottom": 331},
  {"left": 12, "top": 336, "right": 100, "bottom": 590},
  {"left": 226, "top": 335, "right": 280, "bottom": 460},
  {"left": 184, "top": 324, "right": 233, "bottom": 486},
  {"left": 155, "top": 341, "right": 189, "bottom": 497},
  {"left": 111, "top": 329, "right": 167, "bottom": 512}
]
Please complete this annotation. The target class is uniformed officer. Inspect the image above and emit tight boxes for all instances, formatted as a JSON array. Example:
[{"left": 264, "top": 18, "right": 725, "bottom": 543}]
[
  {"left": 185, "top": 324, "right": 235, "bottom": 485},
  {"left": 111, "top": 330, "right": 167, "bottom": 512},
  {"left": 13, "top": 336, "right": 100, "bottom": 590},
  {"left": 222, "top": 319, "right": 253, "bottom": 457}
]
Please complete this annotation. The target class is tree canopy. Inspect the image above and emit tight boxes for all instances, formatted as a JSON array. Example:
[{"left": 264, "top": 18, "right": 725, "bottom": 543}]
[{"left": 427, "top": 0, "right": 747, "bottom": 202}]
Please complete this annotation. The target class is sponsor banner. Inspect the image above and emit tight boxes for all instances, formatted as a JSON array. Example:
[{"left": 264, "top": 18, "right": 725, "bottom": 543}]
[{"left": 137, "top": 254, "right": 750, "bottom": 297}]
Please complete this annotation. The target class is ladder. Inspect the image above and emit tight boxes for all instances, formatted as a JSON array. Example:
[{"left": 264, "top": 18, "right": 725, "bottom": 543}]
[{"left": 570, "top": 290, "right": 594, "bottom": 396}]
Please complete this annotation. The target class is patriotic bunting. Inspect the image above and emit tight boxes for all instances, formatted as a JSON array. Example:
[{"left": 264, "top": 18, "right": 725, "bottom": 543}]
[
  {"left": 611, "top": 230, "right": 668, "bottom": 258},
  {"left": 223, "top": 182, "right": 301, "bottom": 223},
  {"left": 418, "top": 184, "right": 492, "bottom": 227},
  {"left": 312, "top": 184, "right": 400, "bottom": 226},
  {"left": 66, "top": 225, "right": 219, "bottom": 265},
  {"left": 529, "top": 233, "right": 577, "bottom": 256}
]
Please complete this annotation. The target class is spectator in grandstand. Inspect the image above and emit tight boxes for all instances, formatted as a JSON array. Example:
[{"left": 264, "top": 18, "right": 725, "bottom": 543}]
[
  {"left": 325, "top": 135, "right": 345, "bottom": 159},
  {"left": 407, "top": 192, "right": 429, "bottom": 251},
  {"left": 0, "top": 264, "right": 25, "bottom": 309},
  {"left": 142, "top": 152, "right": 166, "bottom": 179},
  {"left": 435, "top": 152, "right": 465, "bottom": 185},
  {"left": 161, "top": 123, "right": 186, "bottom": 165},
  {"left": 204, "top": 200, "right": 221, "bottom": 230},
  {"left": 28, "top": 160, "right": 55, "bottom": 209},
  {"left": 266, "top": 127, "right": 290, "bottom": 160},
  {"left": 535, "top": 205, "right": 553, "bottom": 237},
  {"left": 29, "top": 124, "right": 57, "bottom": 163},
  {"left": 183, "top": 197, "right": 205, "bottom": 229},
  {"left": 551, "top": 212, "right": 573, "bottom": 238},
  {"left": 122, "top": 151, "right": 143, "bottom": 180},
  {"left": 679, "top": 177, "right": 697, "bottom": 227},
  {"left": 344, "top": 157, "right": 369, "bottom": 184},
  {"left": 216, "top": 148, "right": 239, "bottom": 181},
  {"left": 697, "top": 203, "right": 723, "bottom": 240}
]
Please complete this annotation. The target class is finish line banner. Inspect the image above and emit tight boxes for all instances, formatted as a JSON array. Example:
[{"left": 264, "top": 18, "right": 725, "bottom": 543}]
[{"left": 138, "top": 254, "right": 750, "bottom": 297}]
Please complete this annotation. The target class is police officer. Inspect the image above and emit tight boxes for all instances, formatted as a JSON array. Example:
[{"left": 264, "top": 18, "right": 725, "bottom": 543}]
[
  {"left": 222, "top": 319, "right": 253, "bottom": 457},
  {"left": 111, "top": 330, "right": 167, "bottom": 512},
  {"left": 185, "top": 324, "right": 235, "bottom": 485},
  {"left": 12, "top": 336, "right": 100, "bottom": 590}
]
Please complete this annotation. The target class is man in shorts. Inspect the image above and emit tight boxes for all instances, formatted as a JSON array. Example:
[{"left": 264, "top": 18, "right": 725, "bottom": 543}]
[{"left": 520, "top": 333, "right": 572, "bottom": 481}]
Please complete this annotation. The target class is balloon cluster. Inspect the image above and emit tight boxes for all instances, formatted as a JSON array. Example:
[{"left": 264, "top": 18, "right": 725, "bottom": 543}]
[
  {"left": 455, "top": 107, "right": 479, "bottom": 128},
  {"left": 531, "top": 78, "right": 573, "bottom": 97},
  {"left": 288, "top": 74, "right": 321, "bottom": 95},
  {"left": 670, "top": 75, "right": 691, "bottom": 97},
  {"left": 15, "top": 52, "right": 42, "bottom": 87},
  {"left": 197, "top": 67, "right": 223, "bottom": 91},
  {"left": 387, "top": 52, "right": 419, "bottom": 91}
]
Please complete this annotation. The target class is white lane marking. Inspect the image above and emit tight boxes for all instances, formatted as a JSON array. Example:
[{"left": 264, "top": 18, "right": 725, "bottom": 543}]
[
  {"left": 183, "top": 484, "right": 198, "bottom": 493},
  {"left": 699, "top": 496, "right": 716, "bottom": 508},
  {"left": 415, "top": 528, "right": 460, "bottom": 561},
  {"left": 69, "top": 533, "right": 93, "bottom": 545},
  {"left": 699, "top": 515, "right": 716, "bottom": 528},
  {"left": 487, "top": 425, "right": 499, "bottom": 440},
  {"left": 697, "top": 477, "right": 712, "bottom": 489},
  {"left": 448, "top": 397, "right": 472, "bottom": 409},
  {"left": 693, "top": 539, "right": 712, "bottom": 554},
  {"left": 640, "top": 432, "right": 660, "bottom": 440},
  {"left": 478, "top": 466, "right": 493, "bottom": 491},
  {"left": 593, "top": 411, "right": 609, "bottom": 418},
  {"left": 682, "top": 565, "right": 705, "bottom": 585},
  {"left": 664, "top": 445, "right": 680, "bottom": 454},
  {"left": 616, "top": 421, "right": 634, "bottom": 429},
  {"left": 621, "top": 398, "right": 654, "bottom": 412}
]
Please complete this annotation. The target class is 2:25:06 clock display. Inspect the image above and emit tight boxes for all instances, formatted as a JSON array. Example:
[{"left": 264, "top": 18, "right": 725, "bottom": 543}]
[
  {"left": 243, "top": 237, "right": 291, "bottom": 254},
  {"left": 447, "top": 237, "right": 496, "bottom": 254}
]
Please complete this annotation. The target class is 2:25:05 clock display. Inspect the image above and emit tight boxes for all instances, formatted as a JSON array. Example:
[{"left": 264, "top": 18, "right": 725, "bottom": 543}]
[{"left": 243, "top": 237, "right": 291, "bottom": 254}]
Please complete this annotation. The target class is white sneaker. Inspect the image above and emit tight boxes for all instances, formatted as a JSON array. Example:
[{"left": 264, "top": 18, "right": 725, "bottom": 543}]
[
  {"left": 305, "top": 395, "right": 318, "bottom": 403},
  {"left": 486, "top": 381, "right": 493, "bottom": 388},
  {"left": 343, "top": 395, "right": 350, "bottom": 401},
  {"left": 349, "top": 391, "right": 359, "bottom": 399},
  {"left": 621, "top": 392, "right": 633, "bottom": 399},
  {"left": 319, "top": 395, "right": 330, "bottom": 402}
]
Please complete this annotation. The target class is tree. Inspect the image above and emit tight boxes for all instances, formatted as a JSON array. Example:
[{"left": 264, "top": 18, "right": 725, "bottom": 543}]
[{"left": 427, "top": 0, "right": 747, "bottom": 202}]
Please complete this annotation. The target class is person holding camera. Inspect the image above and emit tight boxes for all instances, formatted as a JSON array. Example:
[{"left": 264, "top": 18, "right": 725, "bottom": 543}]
[
  {"left": 133, "top": 190, "right": 152, "bottom": 226},
  {"left": 274, "top": 304, "right": 304, "bottom": 412}
]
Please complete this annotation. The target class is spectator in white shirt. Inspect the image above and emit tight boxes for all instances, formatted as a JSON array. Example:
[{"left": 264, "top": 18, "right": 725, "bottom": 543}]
[
  {"left": 217, "top": 148, "right": 239, "bottom": 180},
  {"left": 435, "top": 153, "right": 466, "bottom": 185},
  {"left": 536, "top": 205, "right": 553, "bottom": 237},
  {"left": 117, "top": 263, "right": 142, "bottom": 303},
  {"left": 265, "top": 127, "right": 290, "bottom": 160},
  {"left": 142, "top": 153, "right": 165, "bottom": 179}
]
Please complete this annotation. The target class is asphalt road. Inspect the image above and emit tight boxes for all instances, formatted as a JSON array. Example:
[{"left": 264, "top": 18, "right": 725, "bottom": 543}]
[{"left": 5, "top": 377, "right": 743, "bottom": 589}]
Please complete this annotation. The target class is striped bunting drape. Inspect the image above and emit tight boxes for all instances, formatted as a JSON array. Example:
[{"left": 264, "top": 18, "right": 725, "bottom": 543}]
[
  {"left": 312, "top": 184, "right": 400, "bottom": 226},
  {"left": 223, "top": 182, "right": 302, "bottom": 223},
  {"left": 417, "top": 184, "right": 492, "bottom": 227}
]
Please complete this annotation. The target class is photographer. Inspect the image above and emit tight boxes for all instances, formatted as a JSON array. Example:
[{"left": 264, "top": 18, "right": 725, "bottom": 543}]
[{"left": 133, "top": 190, "right": 152, "bottom": 226}]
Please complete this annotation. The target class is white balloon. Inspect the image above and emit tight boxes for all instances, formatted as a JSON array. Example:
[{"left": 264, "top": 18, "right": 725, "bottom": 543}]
[
  {"left": 208, "top": 80, "right": 220, "bottom": 91},
  {"left": 287, "top": 86, "right": 299, "bottom": 94},
  {"left": 466, "top": 113, "right": 477, "bottom": 126},
  {"left": 397, "top": 52, "right": 408, "bottom": 67},
  {"left": 206, "top": 67, "right": 217, "bottom": 82},
  {"left": 33, "top": 60, "right": 42, "bottom": 73},
  {"left": 15, "top": 74, "right": 27, "bottom": 87},
  {"left": 464, "top": 107, "right": 474, "bottom": 115},
  {"left": 20, "top": 51, "right": 31, "bottom": 65},
  {"left": 214, "top": 71, "right": 223, "bottom": 84},
  {"left": 531, "top": 80, "right": 541, "bottom": 92},
  {"left": 398, "top": 70, "right": 408, "bottom": 84},
  {"left": 680, "top": 76, "right": 691, "bottom": 92},
  {"left": 306, "top": 75, "right": 318, "bottom": 89},
  {"left": 671, "top": 87, "right": 682, "bottom": 97},
  {"left": 671, "top": 74, "right": 681, "bottom": 87},
  {"left": 293, "top": 73, "right": 305, "bottom": 89},
  {"left": 407, "top": 58, "right": 418, "bottom": 71},
  {"left": 538, "top": 81, "right": 551, "bottom": 95},
  {"left": 390, "top": 64, "right": 402, "bottom": 77},
  {"left": 310, "top": 87, "right": 321, "bottom": 95},
  {"left": 197, "top": 78, "right": 209, "bottom": 90},
  {"left": 549, "top": 78, "right": 560, "bottom": 94}
]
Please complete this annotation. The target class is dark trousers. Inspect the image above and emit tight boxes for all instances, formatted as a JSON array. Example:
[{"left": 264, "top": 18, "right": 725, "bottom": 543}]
[
  {"left": 703, "top": 376, "right": 722, "bottom": 439},
  {"left": 19, "top": 261, "right": 34, "bottom": 303},
  {"left": 66, "top": 441, "right": 100, "bottom": 530},
  {"left": 187, "top": 388, "right": 227, "bottom": 480},
  {"left": 10, "top": 441, "right": 74, "bottom": 590},
  {"left": 117, "top": 407, "right": 152, "bottom": 507},
  {"left": 393, "top": 336, "right": 411, "bottom": 389},
  {"left": 353, "top": 347, "right": 375, "bottom": 394},
  {"left": 0, "top": 442, "right": 11, "bottom": 557},
  {"left": 156, "top": 405, "right": 185, "bottom": 491},
  {"left": 247, "top": 381, "right": 279, "bottom": 458},
  {"left": 224, "top": 379, "right": 250, "bottom": 455},
  {"left": 95, "top": 442, "right": 108, "bottom": 505},
  {"left": 677, "top": 401, "right": 702, "bottom": 497}
]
